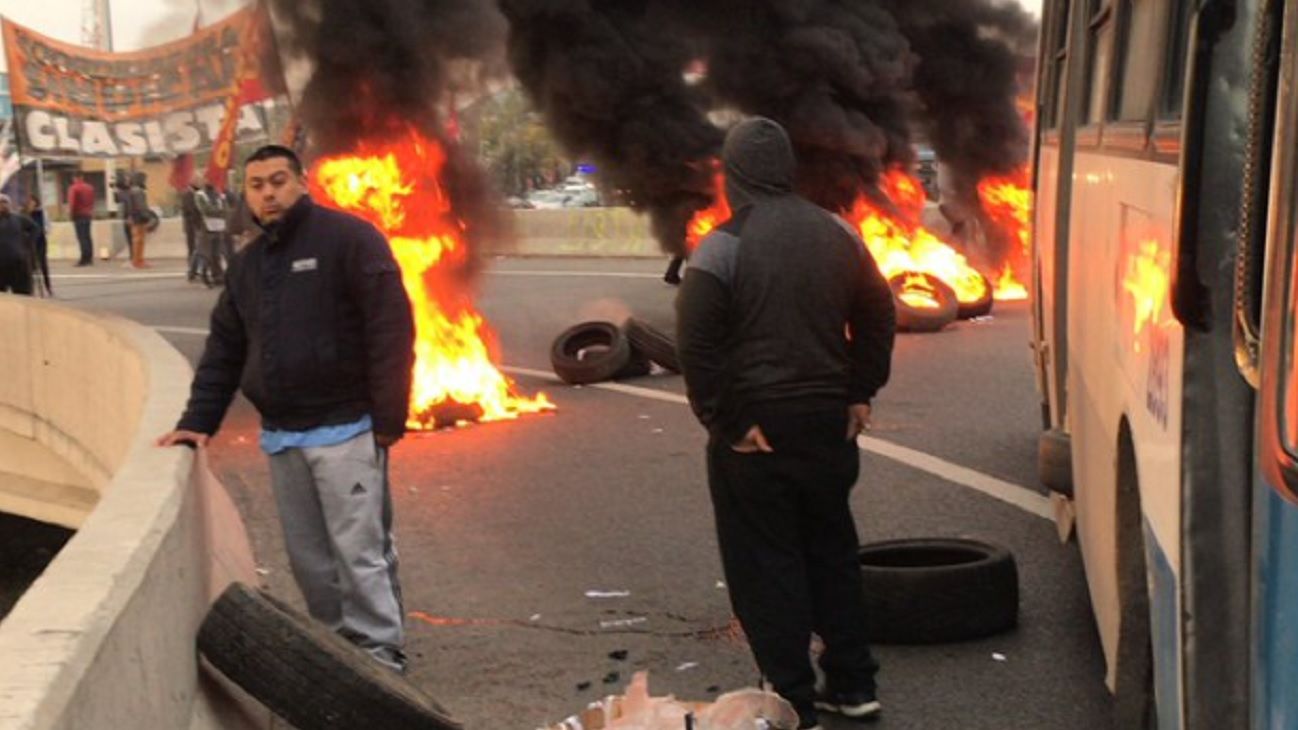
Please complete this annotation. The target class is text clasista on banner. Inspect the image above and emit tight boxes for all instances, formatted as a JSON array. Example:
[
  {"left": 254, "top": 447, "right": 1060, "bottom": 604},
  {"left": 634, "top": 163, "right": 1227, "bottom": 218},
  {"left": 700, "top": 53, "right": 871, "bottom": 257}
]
[{"left": 0, "top": 4, "right": 288, "bottom": 159}]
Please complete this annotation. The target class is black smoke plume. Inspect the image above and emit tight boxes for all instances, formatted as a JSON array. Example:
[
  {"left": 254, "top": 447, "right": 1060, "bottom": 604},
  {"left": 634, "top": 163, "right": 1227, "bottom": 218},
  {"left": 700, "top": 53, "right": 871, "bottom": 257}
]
[
  {"left": 497, "top": 0, "right": 723, "bottom": 255},
  {"left": 268, "top": 0, "right": 509, "bottom": 272},
  {"left": 686, "top": 1, "right": 916, "bottom": 214}
]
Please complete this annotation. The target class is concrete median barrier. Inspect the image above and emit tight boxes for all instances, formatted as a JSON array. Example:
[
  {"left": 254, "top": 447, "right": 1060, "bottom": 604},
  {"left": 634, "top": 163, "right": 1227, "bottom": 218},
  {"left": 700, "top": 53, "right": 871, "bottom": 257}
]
[
  {"left": 0, "top": 296, "right": 267, "bottom": 730},
  {"left": 46, "top": 207, "right": 667, "bottom": 261}
]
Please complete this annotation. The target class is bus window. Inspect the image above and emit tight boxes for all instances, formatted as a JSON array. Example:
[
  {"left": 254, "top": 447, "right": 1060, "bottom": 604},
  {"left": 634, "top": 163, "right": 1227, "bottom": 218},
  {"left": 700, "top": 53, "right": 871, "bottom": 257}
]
[
  {"left": 1110, "top": 0, "right": 1163, "bottom": 121},
  {"left": 1160, "top": 0, "right": 1193, "bottom": 119},
  {"left": 1084, "top": 0, "right": 1117, "bottom": 124},
  {"left": 1045, "top": 0, "right": 1073, "bottom": 129}
]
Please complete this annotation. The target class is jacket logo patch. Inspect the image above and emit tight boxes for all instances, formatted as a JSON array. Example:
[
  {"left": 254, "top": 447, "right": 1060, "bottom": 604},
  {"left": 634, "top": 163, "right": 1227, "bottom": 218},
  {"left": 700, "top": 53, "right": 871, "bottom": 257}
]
[{"left": 291, "top": 258, "right": 318, "bottom": 273}]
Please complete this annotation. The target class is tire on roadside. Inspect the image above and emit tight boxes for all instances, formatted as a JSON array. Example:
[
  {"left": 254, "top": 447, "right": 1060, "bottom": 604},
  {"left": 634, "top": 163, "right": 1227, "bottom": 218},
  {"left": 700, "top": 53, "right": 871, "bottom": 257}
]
[
  {"left": 197, "top": 582, "right": 462, "bottom": 730},
  {"left": 859, "top": 538, "right": 1018, "bottom": 644},
  {"left": 624, "top": 317, "right": 681, "bottom": 373},
  {"left": 550, "top": 321, "right": 634, "bottom": 384},
  {"left": 616, "top": 348, "right": 653, "bottom": 379},
  {"left": 889, "top": 273, "right": 959, "bottom": 333},
  {"left": 956, "top": 271, "right": 995, "bottom": 320}
]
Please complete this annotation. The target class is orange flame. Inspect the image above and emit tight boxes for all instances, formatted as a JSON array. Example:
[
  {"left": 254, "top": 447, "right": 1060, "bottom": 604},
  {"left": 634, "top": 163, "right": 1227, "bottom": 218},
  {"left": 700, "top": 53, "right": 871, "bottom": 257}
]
[
  {"left": 846, "top": 169, "right": 990, "bottom": 305},
  {"left": 897, "top": 273, "right": 943, "bottom": 310},
  {"left": 311, "top": 130, "right": 554, "bottom": 429},
  {"left": 685, "top": 163, "right": 731, "bottom": 252},
  {"left": 978, "top": 170, "right": 1033, "bottom": 301},
  {"left": 1122, "top": 239, "right": 1171, "bottom": 346}
]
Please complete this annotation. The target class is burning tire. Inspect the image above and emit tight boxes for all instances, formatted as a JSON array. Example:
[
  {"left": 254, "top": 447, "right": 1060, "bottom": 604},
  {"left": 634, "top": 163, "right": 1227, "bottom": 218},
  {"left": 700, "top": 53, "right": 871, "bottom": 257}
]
[
  {"left": 859, "top": 538, "right": 1018, "bottom": 644},
  {"left": 889, "top": 273, "right": 958, "bottom": 332},
  {"left": 550, "top": 321, "right": 634, "bottom": 384},
  {"left": 624, "top": 317, "right": 681, "bottom": 373},
  {"left": 956, "top": 271, "right": 995, "bottom": 320},
  {"left": 197, "top": 583, "right": 462, "bottom": 730}
]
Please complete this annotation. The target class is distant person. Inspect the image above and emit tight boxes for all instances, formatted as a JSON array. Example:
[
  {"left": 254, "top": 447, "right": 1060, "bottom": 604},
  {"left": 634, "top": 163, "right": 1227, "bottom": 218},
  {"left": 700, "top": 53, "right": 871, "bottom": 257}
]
[
  {"left": 0, "top": 194, "right": 38, "bottom": 295},
  {"left": 67, "top": 173, "right": 96, "bottom": 267},
  {"left": 664, "top": 253, "right": 685, "bottom": 285},
  {"left": 127, "top": 172, "right": 151, "bottom": 269},
  {"left": 677, "top": 118, "right": 896, "bottom": 730},
  {"left": 24, "top": 196, "right": 51, "bottom": 296},
  {"left": 193, "top": 180, "right": 227, "bottom": 286},
  {"left": 225, "top": 191, "right": 257, "bottom": 252},
  {"left": 156, "top": 145, "right": 416, "bottom": 674},
  {"left": 181, "top": 175, "right": 204, "bottom": 281},
  {"left": 105, "top": 171, "right": 133, "bottom": 263}
]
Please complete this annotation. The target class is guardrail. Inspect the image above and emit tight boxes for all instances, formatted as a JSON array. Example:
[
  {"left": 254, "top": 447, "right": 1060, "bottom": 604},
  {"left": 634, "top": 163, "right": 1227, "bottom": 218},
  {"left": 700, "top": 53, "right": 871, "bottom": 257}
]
[{"left": 0, "top": 297, "right": 266, "bottom": 730}]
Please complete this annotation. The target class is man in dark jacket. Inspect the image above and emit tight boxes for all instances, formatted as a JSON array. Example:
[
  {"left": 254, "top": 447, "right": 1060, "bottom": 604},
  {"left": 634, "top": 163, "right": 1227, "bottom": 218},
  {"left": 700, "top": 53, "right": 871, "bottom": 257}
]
[
  {"left": 677, "top": 118, "right": 897, "bottom": 730},
  {"left": 180, "top": 175, "right": 204, "bottom": 281},
  {"left": 0, "top": 194, "right": 38, "bottom": 295},
  {"left": 157, "top": 145, "right": 417, "bottom": 673}
]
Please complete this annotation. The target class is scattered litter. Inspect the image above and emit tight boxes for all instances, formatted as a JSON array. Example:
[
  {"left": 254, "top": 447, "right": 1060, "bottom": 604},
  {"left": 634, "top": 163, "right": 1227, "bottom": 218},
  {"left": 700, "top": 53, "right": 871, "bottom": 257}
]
[
  {"left": 408, "top": 487, "right": 419, "bottom": 494},
  {"left": 651, "top": 428, "right": 664, "bottom": 434},
  {"left": 992, "top": 652, "right": 1007, "bottom": 662},
  {"left": 609, "top": 649, "right": 630, "bottom": 661},
  {"left": 715, "top": 581, "right": 726, "bottom": 589},
  {"left": 586, "top": 590, "right": 632, "bottom": 599},
  {"left": 675, "top": 662, "right": 699, "bottom": 672},
  {"left": 254, "top": 567, "right": 270, "bottom": 576},
  {"left": 576, "top": 681, "right": 592, "bottom": 692},
  {"left": 600, "top": 617, "right": 648, "bottom": 629},
  {"left": 638, "top": 414, "right": 651, "bottom": 420},
  {"left": 603, "top": 671, "right": 621, "bottom": 685},
  {"left": 530, "top": 614, "right": 543, "bottom": 622}
]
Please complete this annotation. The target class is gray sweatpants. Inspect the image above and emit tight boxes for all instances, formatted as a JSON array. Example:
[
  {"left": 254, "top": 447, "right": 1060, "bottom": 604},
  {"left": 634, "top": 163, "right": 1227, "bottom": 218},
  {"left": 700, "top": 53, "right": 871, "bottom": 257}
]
[{"left": 267, "top": 432, "right": 404, "bottom": 668}]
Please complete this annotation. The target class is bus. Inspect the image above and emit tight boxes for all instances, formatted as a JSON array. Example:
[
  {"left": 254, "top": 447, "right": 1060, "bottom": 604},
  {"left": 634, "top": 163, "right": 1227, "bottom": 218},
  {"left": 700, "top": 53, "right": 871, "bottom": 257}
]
[{"left": 1030, "top": 0, "right": 1297, "bottom": 727}]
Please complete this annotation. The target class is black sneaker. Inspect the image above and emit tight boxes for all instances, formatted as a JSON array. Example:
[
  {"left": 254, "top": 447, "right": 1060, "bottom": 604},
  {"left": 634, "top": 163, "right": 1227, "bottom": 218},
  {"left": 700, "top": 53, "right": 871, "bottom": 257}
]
[{"left": 815, "top": 689, "right": 881, "bottom": 720}]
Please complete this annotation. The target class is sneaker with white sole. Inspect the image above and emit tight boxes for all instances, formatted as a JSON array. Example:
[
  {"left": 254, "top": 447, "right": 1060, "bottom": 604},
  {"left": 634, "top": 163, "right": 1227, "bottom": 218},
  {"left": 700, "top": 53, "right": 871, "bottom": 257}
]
[{"left": 814, "top": 689, "right": 881, "bottom": 720}]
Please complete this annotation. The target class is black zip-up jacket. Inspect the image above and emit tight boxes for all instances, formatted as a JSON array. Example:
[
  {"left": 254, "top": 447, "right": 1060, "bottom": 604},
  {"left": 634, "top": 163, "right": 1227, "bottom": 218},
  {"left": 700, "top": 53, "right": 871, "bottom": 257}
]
[
  {"left": 176, "top": 195, "right": 416, "bottom": 437},
  {"left": 676, "top": 118, "right": 897, "bottom": 443},
  {"left": 0, "top": 212, "right": 38, "bottom": 267}
]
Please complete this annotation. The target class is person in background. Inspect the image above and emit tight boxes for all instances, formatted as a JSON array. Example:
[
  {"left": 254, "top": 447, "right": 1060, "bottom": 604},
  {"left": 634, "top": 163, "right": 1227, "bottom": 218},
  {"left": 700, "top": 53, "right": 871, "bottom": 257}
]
[
  {"left": 128, "top": 171, "right": 151, "bottom": 269},
  {"left": 105, "top": 171, "right": 133, "bottom": 263},
  {"left": 156, "top": 145, "right": 416, "bottom": 674},
  {"left": 24, "top": 196, "right": 51, "bottom": 296},
  {"left": 67, "top": 173, "right": 96, "bottom": 267},
  {"left": 0, "top": 194, "right": 38, "bottom": 295},
  {"left": 181, "top": 175, "right": 204, "bottom": 281},
  {"left": 193, "top": 180, "right": 228, "bottom": 286},
  {"left": 676, "top": 118, "right": 896, "bottom": 730}
]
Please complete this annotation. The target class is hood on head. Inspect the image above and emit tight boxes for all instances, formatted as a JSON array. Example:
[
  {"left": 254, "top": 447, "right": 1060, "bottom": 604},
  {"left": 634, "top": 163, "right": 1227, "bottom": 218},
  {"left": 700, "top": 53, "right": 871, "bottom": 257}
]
[{"left": 722, "top": 116, "right": 795, "bottom": 210}]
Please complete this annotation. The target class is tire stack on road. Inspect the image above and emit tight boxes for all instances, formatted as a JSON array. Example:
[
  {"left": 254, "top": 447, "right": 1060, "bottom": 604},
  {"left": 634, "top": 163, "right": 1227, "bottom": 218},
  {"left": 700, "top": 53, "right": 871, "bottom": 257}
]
[{"left": 550, "top": 318, "right": 681, "bottom": 385}]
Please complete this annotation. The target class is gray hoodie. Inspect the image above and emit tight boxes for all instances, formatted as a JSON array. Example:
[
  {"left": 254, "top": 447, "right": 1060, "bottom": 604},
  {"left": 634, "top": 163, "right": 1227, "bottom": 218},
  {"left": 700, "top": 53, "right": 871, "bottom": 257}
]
[{"left": 676, "top": 117, "right": 897, "bottom": 442}]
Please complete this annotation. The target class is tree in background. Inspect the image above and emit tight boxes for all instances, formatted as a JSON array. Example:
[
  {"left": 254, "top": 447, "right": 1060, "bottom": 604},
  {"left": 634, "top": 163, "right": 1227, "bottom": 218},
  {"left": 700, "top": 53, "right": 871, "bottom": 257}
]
[{"left": 474, "top": 88, "right": 567, "bottom": 197}]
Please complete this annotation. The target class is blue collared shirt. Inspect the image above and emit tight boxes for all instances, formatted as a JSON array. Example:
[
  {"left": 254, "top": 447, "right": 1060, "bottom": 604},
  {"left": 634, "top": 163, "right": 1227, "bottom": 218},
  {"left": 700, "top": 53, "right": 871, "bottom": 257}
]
[{"left": 260, "top": 415, "right": 374, "bottom": 455}]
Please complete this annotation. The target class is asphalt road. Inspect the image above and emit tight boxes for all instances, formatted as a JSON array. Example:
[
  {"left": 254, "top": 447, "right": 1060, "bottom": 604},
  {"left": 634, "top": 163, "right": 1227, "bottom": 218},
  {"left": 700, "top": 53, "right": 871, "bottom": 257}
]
[{"left": 50, "top": 256, "right": 1110, "bottom": 729}]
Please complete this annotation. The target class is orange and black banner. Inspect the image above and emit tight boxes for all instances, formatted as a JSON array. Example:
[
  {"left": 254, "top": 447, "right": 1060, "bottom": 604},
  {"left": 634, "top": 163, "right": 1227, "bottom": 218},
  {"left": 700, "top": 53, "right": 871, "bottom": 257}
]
[{"left": 1, "top": 4, "right": 287, "bottom": 159}]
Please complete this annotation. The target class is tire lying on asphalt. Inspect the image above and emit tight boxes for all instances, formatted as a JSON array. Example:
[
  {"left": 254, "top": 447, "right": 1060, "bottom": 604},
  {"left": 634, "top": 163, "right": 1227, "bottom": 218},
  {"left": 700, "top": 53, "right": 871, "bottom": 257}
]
[
  {"left": 550, "top": 321, "right": 634, "bottom": 384},
  {"left": 617, "top": 347, "right": 653, "bottom": 379},
  {"left": 889, "top": 272, "right": 959, "bottom": 333},
  {"left": 955, "top": 271, "right": 995, "bottom": 320},
  {"left": 197, "top": 582, "right": 462, "bottom": 730},
  {"left": 858, "top": 538, "right": 1018, "bottom": 644},
  {"left": 624, "top": 317, "right": 681, "bottom": 373}
]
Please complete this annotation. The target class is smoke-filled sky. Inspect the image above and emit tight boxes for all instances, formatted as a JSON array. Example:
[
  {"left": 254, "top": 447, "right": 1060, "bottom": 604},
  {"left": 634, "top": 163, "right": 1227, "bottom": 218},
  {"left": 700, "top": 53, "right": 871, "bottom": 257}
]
[{"left": 0, "top": 0, "right": 1042, "bottom": 71}]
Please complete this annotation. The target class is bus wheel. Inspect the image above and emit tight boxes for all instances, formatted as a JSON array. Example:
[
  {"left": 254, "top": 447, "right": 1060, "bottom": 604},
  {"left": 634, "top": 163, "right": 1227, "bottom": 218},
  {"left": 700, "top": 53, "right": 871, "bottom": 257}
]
[
  {"left": 1113, "top": 429, "right": 1158, "bottom": 728},
  {"left": 889, "top": 273, "right": 959, "bottom": 333}
]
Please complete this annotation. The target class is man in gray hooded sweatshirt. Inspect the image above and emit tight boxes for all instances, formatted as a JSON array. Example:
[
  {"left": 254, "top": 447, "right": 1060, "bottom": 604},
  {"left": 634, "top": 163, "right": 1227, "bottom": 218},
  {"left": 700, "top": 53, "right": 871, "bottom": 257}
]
[{"left": 677, "top": 117, "right": 896, "bottom": 730}]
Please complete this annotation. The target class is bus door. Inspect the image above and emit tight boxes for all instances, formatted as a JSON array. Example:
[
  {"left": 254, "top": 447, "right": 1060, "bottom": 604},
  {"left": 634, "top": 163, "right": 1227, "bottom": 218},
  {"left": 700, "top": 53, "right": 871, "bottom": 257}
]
[{"left": 1252, "top": 0, "right": 1298, "bottom": 724}]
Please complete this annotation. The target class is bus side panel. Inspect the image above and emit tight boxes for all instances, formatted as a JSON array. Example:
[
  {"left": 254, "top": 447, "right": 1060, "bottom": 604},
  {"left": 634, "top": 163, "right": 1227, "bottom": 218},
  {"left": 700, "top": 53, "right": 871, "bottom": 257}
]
[
  {"left": 1035, "top": 142, "right": 1064, "bottom": 421},
  {"left": 1067, "top": 149, "right": 1185, "bottom": 715},
  {"left": 1251, "top": 486, "right": 1298, "bottom": 730}
]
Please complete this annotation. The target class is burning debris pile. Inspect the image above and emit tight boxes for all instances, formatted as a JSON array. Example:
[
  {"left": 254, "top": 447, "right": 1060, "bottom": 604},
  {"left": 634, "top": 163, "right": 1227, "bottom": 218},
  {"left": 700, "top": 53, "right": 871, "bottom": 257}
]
[
  {"left": 271, "top": 0, "right": 551, "bottom": 428},
  {"left": 502, "top": 0, "right": 1037, "bottom": 308}
]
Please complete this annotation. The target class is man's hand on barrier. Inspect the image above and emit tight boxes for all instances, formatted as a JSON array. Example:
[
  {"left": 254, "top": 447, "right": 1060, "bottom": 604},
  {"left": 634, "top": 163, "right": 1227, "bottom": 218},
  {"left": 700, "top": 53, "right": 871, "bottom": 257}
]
[{"left": 155, "top": 430, "right": 210, "bottom": 449}]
